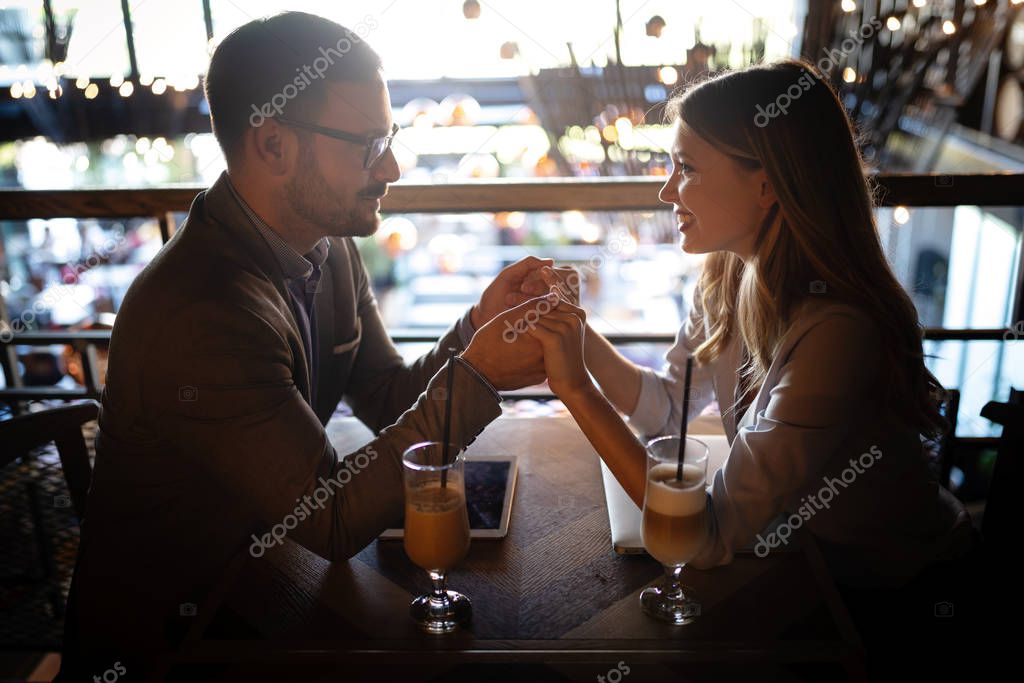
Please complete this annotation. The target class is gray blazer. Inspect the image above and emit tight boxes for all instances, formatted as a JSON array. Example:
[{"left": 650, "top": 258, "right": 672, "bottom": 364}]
[
  {"left": 630, "top": 289, "right": 973, "bottom": 587},
  {"left": 62, "top": 172, "right": 501, "bottom": 665}
]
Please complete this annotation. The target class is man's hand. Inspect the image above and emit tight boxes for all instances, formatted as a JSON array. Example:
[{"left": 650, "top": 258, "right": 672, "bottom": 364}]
[
  {"left": 470, "top": 256, "right": 553, "bottom": 329},
  {"left": 461, "top": 293, "right": 567, "bottom": 390},
  {"left": 515, "top": 265, "right": 580, "bottom": 306}
]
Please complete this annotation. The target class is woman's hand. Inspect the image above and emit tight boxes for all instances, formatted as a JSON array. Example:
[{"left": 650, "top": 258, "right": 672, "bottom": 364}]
[{"left": 524, "top": 294, "right": 595, "bottom": 401}]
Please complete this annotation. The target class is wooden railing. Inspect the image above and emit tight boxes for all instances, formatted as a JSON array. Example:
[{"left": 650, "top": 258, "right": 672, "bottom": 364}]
[{"left": 1, "top": 173, "right": 1022, "bottom": 403}]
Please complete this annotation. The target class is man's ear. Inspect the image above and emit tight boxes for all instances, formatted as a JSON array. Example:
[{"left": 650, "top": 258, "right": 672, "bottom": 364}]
[
  {"left": 754, "top": 168, "right": 777, "bottom": 209},
  {"left": 247, "top": 118, "right": 291, "bottom": 176}
]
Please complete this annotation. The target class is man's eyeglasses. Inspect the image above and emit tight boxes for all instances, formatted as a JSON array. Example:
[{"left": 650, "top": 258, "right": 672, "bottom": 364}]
[{"left": 275, "top": 117, "right": 399, "bottom": 169}]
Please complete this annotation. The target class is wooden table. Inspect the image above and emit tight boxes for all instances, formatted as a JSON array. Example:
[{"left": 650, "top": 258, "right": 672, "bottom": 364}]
[{"left": 170, "top": 416, "right": 864, "bottom": 682}]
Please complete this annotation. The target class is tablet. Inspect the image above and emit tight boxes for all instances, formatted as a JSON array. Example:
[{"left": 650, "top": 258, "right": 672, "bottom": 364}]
[{"left": 380, "top": 455, "right": 518, "bottom": 540}]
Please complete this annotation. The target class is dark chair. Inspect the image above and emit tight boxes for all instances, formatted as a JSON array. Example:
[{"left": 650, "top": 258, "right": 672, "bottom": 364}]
[
  {"left": 924, "top": 388, "right": 960, "bottom": 489},
  {"left": 979, "top": 387, "right": 1022, "bottom": 560},
  {"left": 937, "top": 388, "right": 960, "bottom": 489},
  {"left": 0, "top": 401, "right": 99, "bottom": 619}
]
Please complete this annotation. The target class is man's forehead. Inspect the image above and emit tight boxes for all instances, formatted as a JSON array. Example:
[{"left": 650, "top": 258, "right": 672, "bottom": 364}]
[{"left": 321, "top": 78, "right": 391, "bottom": 132}]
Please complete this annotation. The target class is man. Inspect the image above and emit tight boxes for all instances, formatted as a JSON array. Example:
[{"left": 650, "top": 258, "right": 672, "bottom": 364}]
[{"left": 59, "top": 12, "right": 568, "bottom": 678}]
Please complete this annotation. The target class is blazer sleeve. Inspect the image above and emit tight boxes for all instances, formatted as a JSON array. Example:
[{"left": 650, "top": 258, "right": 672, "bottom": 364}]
[
  {"left": 628, "top": 285, "right": 716, "bottom": 437},
  {"left": 147, "top": 299, "right": 500, "bottom": 562},
  {"left": 688, "top": 308, "right": 881, "bottom": 569},
  {"left": 340, "top": 240, "right": 494, "bottom": 434}
]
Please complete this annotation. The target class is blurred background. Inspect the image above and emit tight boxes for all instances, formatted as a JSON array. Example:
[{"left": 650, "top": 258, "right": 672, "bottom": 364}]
[{"left": 0, "top": 0, "right": 1021, "bottom": 430}]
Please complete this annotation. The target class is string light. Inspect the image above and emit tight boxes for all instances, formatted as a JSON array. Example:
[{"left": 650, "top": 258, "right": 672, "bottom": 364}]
[
  {"left": 151, "top": 78, "right": 167, "bottom": 95},
  {"left": 658, "top": 65, "right": 678, "bottom": 85},
  {"left": 841, "top": 0, "right": 856, "bottom": 13},
  {"left": 912, "top": 0, "right": 926, "bottom": 7},
  {"left": 886, "top": 16, "right": 902, "bottom": 31},
  {"left": 843, "top": 67, "right": 857, "bottom": 83},
  {"left": 110, "top": 73, "right": 124, "bottom": 88},
  {"left": 118, "top": 81, "right": 134, "bottom": 97},
  {"left": 84, "top": 83, "right": 99, "bottom": 99},
  {"left": 21, "top": 81, "right": 36, "bottom": 98},
  {"left": 894, "top": 206, "right": 910, "bottom": 224},
  {"left": 942, "top": 20, "right": 956, "bottom": 35},
  {"left": 75, "top": 75, "right": 89, "bottom": 89},
  {"left": 10, "top": 82, "right": 23, "bottom": 98}
]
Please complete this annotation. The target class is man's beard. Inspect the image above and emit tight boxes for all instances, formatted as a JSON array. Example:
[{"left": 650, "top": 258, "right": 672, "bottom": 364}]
[{"left": 284, "top": 146, "right": 381, "bottom": 238}]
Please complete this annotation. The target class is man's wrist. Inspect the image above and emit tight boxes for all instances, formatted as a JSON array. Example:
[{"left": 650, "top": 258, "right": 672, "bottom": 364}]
[{"left": 455, "top": 351, "right": 501, "bottom": 403}]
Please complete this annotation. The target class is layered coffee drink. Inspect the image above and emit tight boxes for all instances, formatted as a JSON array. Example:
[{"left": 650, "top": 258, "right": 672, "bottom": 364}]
[
  {"left": 404, "top": 483, "right": 471, "bottom": 572},
  {"left": 641, "top": 463, "right": 707, "bottom": 566}
]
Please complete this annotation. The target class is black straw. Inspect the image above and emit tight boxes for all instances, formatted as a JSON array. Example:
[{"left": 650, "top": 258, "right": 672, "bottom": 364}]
[
  {"left": 677, "top": 356, "right": 693, "bottom": 482},
  {"left": 440, "top": 347, "right": 457, "bottom": 488}
]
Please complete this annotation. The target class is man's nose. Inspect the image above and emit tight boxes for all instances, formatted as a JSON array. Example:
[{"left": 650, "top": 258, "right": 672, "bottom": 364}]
[{"left": 371, "top": 147, "right": 401, "bottom": 184}]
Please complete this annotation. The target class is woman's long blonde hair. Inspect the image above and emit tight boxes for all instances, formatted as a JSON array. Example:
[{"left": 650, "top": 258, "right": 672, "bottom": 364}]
[{"left": 670, "top": 59, "right": 945, "bottom": 437}]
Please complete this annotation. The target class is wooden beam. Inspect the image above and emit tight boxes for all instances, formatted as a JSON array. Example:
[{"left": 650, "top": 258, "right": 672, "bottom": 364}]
[{"left": 0, "top": 174, "right": 1021, "bottom": 219}]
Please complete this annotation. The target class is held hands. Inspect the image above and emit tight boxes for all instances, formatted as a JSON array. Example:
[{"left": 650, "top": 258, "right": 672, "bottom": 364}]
[
  {"left": 463, "top": 256, "right": 591, "bottom": 396},
  {"left": 471, "top": 256, "right": 554, "bottom": 329},
  {"left": 522, "top": 295, "right": 594, "bottom": 401},
  {"left": 461, "top": 293, "right": 561, "bottom": 390}
]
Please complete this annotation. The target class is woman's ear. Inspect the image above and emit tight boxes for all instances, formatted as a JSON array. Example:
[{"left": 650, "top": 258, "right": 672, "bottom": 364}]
[{"left": 754, "top": 168, "right": 777, "bottom": 209}]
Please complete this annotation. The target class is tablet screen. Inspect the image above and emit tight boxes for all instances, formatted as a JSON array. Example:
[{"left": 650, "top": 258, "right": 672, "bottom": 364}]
[{"left": 380, "top": 456, "right": 517, "bottom": 540}]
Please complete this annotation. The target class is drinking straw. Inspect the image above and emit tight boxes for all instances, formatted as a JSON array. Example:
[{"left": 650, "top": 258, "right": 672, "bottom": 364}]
[
  {"left": 677, "top": 356, "right": 693, "bottom": 481},
  {"left": 441, "top": 347, "right": 457, "bottom": 488}
]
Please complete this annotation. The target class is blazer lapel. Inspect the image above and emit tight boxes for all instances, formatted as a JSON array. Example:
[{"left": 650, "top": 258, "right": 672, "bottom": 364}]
[
  {"left": 313, "top": 261, "right": 336, "bottom": 423},
  {"left": 201, "top": 172, "right": 312, "bottom": 405}
]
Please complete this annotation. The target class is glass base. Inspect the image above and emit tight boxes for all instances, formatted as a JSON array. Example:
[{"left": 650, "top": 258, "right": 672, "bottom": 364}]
[
  {"left": 410, "top": 589, "right": 472, "bottom": 634},
  {"left": 640, "top": 582, "right": 701, "bottom": 625}
]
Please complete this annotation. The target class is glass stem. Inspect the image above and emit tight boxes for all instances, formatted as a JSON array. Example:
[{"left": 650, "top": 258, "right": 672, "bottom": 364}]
[
  {"left": 664, "top": 564, "right": 685, "bottom": 598},
  {"left": 429, "top": 570, "right": 449, "bottom": 608}
]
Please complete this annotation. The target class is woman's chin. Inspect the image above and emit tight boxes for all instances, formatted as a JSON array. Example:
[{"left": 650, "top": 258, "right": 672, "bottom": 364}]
[{"left": 680, "top": 236, "right": 704, "bottom": 254}]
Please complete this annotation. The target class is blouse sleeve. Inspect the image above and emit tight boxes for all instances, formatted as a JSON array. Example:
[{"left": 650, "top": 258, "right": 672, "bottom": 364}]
[{"left": 627, "top": 285, "right": 716, "bottom": 438}]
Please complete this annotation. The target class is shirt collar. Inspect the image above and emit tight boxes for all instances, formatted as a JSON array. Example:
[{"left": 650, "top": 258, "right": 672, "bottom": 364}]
[{"left": 225, "top": 176, "right": 329, "bottom": 281}]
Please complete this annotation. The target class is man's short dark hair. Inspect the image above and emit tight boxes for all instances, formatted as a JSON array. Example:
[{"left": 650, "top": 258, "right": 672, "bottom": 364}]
[{"left": 204, "top": 12, "right": 382, "bottom": 163}]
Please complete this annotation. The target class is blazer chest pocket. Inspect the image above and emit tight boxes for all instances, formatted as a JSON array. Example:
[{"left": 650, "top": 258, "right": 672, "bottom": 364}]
[{"left": 332, "top": 319, "right": 362, "bottom": 357}]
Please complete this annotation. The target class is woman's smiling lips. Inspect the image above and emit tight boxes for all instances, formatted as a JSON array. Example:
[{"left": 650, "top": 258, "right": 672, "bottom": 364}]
[{"left": 675, "top": 210, "right": 696, "bottom": 231}]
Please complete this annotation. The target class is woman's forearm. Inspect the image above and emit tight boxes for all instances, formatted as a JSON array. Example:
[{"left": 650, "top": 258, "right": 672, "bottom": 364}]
[
  {"left": 583, "top": 324, "right": 643, "bottom": 416},
  {"left": 561, "top": 384, "right": 647, "bottom": 508}
]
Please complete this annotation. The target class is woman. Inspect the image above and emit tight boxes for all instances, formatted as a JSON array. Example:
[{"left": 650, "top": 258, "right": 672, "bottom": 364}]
[{"left": 525, "top": 60, "right": 974, "bottom": 596}]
